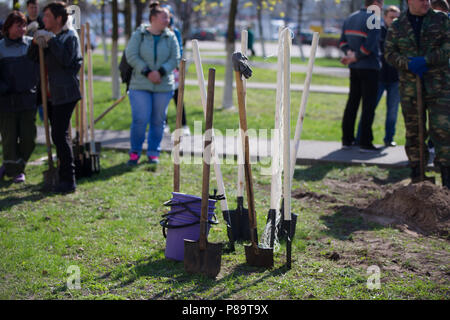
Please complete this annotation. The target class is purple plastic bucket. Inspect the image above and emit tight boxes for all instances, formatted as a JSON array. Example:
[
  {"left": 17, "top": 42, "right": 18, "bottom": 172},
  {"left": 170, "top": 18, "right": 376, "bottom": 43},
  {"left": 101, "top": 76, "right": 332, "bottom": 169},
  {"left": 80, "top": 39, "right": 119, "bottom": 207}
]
[{"left": 163, "top": 193, "right": 217, "bottom": 261}]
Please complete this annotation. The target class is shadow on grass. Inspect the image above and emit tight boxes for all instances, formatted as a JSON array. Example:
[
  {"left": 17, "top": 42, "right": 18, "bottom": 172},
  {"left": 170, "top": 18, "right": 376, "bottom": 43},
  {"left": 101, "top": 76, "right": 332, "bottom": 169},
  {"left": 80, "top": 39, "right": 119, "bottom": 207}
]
[
  {"left": 0, "top": 183, "right": 54, "bottom": 211},
  {"left": 90, "top": 250, "right": 291, "bottom": 299},
  {"left": 75, "top": 162, "right": 135, "bottom": 185},
  {"left": 293, "top": 163, "right": 410, "bottom": 184},
  {"left": 319, "top": 206, "right": 385, "bottom": 241}
]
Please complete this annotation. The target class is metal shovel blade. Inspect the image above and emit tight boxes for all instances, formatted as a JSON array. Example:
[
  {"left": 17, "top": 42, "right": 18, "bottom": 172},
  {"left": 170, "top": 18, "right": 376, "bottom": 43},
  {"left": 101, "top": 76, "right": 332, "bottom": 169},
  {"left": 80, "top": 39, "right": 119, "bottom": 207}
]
[
  {"left": 184, "top": 240, "right": 223, "bottom": 278},
  {"left": 244, "top": 244, "right": 274, "bottom": 269},
  {"left": 227, "top": 197, "right": 251, "bottom": 242},
  {"left": 42, "top": 166, "right": 59, "bottom": 192}
]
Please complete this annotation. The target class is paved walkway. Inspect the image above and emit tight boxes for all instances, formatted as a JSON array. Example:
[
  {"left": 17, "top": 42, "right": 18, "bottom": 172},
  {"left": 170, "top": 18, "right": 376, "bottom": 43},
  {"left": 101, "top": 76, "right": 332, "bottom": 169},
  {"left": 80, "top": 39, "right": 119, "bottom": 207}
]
[{"left": 35, "top": 127, "right": 409, "bottom": 168}]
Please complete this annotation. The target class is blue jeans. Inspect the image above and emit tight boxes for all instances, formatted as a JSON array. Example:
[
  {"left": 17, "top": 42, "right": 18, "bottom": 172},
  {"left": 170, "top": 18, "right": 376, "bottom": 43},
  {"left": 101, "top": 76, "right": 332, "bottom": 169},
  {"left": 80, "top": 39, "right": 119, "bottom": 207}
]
[
  {"left": 129, "top": 90, "right": 173, "bottom": 157},
  {"left": 356, "top": 81, "right": 400, "bottom": 144}
]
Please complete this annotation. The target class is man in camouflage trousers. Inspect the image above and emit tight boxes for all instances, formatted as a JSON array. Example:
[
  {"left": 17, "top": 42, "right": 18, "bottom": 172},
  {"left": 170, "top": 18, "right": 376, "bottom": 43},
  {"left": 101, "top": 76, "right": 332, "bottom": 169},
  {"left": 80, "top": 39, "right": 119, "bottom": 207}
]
[{"left": 384, "top": 0, "right": 449, "bottom": 188}]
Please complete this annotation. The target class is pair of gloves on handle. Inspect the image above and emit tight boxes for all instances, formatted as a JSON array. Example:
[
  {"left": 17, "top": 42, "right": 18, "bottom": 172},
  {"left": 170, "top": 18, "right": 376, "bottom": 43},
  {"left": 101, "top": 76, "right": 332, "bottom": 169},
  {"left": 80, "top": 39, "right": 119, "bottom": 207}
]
[
  {"left": 33, "top": 30, "right": 55, "bottom": 48},
  {"left": 408, "top": 56, "right": 428, "bottom": 78}
]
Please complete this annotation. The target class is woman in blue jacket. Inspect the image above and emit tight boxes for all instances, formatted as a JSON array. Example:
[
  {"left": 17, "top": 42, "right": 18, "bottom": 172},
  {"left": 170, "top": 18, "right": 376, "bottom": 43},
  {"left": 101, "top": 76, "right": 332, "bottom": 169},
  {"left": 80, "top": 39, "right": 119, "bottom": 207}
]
[
  {"left": 0, "top": 11, "right": 39, "bottom": 183},
  {"left": 125, "top": 1, "right": 180, "bottom": 165},
  {"left": 27, "top": 1, "right": 82, "bottom": 193}
]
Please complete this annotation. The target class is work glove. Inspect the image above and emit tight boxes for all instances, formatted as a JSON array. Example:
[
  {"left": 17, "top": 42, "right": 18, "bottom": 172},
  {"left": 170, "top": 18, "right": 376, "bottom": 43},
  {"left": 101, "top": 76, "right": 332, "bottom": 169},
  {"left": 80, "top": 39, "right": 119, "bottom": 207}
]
[
  {"left": 408, "top": 56, "right": 428, "bottom": 78},
  {"left": 27, "top": 21, "right": 39, "bottom": 34},
  {"left": 232, "top": 52, "right": 252, "bottom": 79},
  {"left": 34, "top": 30, "right": 55, "bottom": 48}
]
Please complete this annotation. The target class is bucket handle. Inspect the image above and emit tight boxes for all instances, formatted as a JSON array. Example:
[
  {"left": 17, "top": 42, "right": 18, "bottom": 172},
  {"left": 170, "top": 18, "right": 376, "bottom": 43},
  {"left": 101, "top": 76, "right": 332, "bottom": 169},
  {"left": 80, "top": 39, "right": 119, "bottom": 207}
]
[{"left": 159, "top": 214, "right": 219, "bottom": 239}]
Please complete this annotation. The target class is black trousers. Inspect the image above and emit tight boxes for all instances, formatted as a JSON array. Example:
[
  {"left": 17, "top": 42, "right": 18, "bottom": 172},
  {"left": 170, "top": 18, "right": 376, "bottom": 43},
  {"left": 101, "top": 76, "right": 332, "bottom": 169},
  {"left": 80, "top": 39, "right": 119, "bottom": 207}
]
[
  {"left": 342, "top": 68, "right": 379, "bottom": 147},
  {"left": 48, "top": 101, "right": 77, "bottom": 183}
]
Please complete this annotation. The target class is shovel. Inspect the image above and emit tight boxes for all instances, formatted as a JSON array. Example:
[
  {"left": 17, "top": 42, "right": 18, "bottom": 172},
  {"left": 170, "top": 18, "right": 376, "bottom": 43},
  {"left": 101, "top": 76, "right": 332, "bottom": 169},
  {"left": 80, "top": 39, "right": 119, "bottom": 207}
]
[
  {"left": 86, "top": 22, "right": 100, "bottom": 174},
  {"left": 184, "top": 68, "right": 223, "bottom": 279},
  {"left": 227, "top": 30, "right": 251, "bottom": 243},
  {"left": 415, "top": 75, "right": 435, "bottom": 184},
  {"left": 173, "top": 59, "right": 186, "bottom": 192},
  {"left": 192, "top": 40, "right": 234, "bottom": 252},
  {"left": 73, "top": 24, "right": 92, "bottom": 179},
  {"left": 234, "top": 56, "right": 274, "bottom": 269},
  {"left": 39, "top": 45, "right": 59, "bottom": 191}
]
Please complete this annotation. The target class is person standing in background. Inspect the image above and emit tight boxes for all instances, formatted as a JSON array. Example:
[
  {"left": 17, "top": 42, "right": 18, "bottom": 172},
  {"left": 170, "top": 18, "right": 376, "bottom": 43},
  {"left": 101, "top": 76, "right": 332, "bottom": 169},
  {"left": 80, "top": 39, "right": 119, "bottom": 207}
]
[
  {"left": 125, "top": 1, "right": 180, "bottom": 166},
  {"left": 385, "top": 0, "right": 449, "bottom": 187},
  {"left": 0, "top": 11, "right": 39, "bottom": 183},
  {"left": 339, "top": 0, "right": 383, "bottom": 153},
  {"left": 27, "top": 1, "right": 83, "bottom": 193},
  {"left": 355, "top": 6, "right": 401, "bottom": 147}
]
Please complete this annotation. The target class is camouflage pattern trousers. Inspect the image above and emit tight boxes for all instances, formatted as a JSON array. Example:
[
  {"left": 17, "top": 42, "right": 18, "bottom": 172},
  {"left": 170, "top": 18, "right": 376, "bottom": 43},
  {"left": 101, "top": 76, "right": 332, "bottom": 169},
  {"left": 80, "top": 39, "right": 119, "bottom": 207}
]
[{"left": 400, "top": 91, "right": 450, "bottom": 168}]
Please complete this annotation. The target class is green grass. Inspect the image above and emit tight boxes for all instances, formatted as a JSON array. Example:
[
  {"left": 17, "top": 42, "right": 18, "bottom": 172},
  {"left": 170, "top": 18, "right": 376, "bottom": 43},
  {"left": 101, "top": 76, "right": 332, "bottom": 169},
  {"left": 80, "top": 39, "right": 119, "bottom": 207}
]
[
  {"left": 0, "top": 147, "right": 448, "bottom": 299},
  {"left": 68, "top": 80, "right": 405, "bottom": 147}
]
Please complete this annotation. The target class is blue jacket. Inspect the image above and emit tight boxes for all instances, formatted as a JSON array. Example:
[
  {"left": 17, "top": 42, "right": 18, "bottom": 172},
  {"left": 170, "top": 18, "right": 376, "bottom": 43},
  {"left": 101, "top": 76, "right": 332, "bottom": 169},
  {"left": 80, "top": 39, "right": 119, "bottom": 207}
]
[
  {"left": 0, "top": 36, "right": 39, "bottom": 112},
  {"left": 339, "top": 8, "right": 381, "bottom": 70},
  {"left": 28, "top": 28, "right": 82, "bottom": 106}
]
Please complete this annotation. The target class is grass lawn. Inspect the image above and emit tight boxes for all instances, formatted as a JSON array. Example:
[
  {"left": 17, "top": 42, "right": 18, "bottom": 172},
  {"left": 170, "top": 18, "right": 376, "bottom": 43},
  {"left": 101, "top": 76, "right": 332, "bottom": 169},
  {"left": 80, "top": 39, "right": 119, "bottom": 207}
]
[{"left": 0, "top": 146, "right": 448, "bottom": 299}]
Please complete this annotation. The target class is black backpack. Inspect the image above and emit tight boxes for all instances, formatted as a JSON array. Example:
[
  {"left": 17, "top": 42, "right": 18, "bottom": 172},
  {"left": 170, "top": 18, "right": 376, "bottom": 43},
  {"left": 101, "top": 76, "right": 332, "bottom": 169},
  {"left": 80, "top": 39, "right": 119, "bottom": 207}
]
[
  {"left": 119, "top": 51, "right": 132, "bottom": 89},
  {"left": 119, "top": 33, "right": 144, "bottom": 89}
]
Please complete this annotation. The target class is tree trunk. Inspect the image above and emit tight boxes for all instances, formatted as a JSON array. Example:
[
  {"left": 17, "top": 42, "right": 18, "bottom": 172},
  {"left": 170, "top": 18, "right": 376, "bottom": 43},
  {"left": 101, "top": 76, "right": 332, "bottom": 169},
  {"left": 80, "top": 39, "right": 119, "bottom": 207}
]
[
  {"left": 124, "top": 0, "right": 132, "bottom": 42},
  {"left": 256, "top": 0, "right": 266, "bottom": 58},
  {"left": 101, "top": 2, "right": 108, "bottom": 62},
  {"left": 134, "top": 0, "right": 147, "bottom": 29},
  {"left": 223, "top": 0, "right": 238, "bottom": 110},
  {"left": 111, "top": 0, "right": 120, "bottom": 99},
  {"left": 297, "top": 0, "right": 305, "bottom": 61},
  {"left": 179, "top": 0, "right": 193, "bottom": 49}
]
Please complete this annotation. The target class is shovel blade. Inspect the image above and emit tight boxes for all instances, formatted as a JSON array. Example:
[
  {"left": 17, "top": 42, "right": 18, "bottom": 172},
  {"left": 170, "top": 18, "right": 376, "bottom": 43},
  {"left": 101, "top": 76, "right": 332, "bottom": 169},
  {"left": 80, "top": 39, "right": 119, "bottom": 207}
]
[
  {"left": 42, "top": 167, "right": 59, "bottom": 191},
  {"left": 184, "top": 240, "right": 223, "bottom": 278},
  {"left": 244, "top": 245, "right": 274, "bottom": 269}
]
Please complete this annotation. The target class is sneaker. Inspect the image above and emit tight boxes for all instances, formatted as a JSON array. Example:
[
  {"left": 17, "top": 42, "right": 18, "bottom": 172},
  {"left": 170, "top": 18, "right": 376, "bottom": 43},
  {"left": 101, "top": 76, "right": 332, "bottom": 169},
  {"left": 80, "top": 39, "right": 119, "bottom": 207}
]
[
  {"left": 127, "top": 152, "right": 140, "bottom": 166},
  {"left": 360, "top": 144, "right": 381, "bottom": 153},
  {"left": 182, "top": 125, "right": 191, "bottom": 136},
  {"left": 148, "top": 156, "right": 160, "bottom": 164},
  {"left": 0, "top": 165, "right": 5, "bottom": 180},
  {"left": 384, "top": 141, "right": 397, "bottom": 147},
  {"left": 13, "top": 173, "right": 25, "bottom": 183}
]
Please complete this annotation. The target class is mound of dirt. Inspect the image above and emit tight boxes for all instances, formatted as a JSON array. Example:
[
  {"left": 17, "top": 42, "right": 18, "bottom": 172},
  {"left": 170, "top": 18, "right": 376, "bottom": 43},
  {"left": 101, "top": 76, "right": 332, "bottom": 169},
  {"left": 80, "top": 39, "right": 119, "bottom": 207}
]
[{"left": 366, "top": 182, "right": 450, "bottom": 237}]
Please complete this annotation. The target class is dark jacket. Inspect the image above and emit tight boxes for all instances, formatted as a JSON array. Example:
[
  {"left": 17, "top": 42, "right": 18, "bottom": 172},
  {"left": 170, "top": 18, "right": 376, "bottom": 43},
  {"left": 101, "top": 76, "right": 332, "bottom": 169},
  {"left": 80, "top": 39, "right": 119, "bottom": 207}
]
[
  {"left": 339, "top": 8, "right": 381, "bottom": 70},
  {"left": 0, "top": 36, "right": 39, "bottom": 112},
  {"left": 379, "top": 25, "right": 399, "bottom": 83},
  {"left": 27, "top": 28, "right": 82, "bottom": 106}
]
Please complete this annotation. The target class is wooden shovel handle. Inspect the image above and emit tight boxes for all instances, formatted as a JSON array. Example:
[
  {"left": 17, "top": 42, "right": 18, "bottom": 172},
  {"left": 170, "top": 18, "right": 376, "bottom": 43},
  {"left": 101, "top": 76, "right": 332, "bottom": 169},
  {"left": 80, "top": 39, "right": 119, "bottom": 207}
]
[
  {"left": 87, "top": 23, "right": 96, "bottom": 153},
  {"left": 79, "top": 24, "right": 85, "bottom": 147},
  {"left": 199, "top": 68, "right": 215, "bottom": 250},
  {"left": 235, "top": 71, "right": 257, "bottom": 245},
  {"left": 416, "top": 75, "right": 425, "bottom": 181},
  {"left": 38, "top": 46, "right": 53, "bottom": 168},
  {"left": 173, "top": 59, "right": 186, "bottom": 193}
]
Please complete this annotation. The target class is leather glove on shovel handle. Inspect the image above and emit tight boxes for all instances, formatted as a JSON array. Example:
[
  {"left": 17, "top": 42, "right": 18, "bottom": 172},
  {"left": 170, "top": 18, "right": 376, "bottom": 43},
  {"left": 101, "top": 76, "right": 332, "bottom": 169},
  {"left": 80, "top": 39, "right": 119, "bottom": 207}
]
[{"left": 232, "top": 52, "right": 253, "bottom": 79}]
